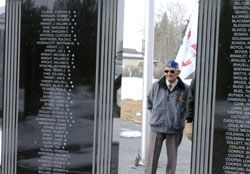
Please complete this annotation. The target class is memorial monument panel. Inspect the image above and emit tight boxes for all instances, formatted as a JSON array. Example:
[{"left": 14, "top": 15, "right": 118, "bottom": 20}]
[
  {"left": 0, "top": 1, "right": 5, "bottom": 167},
  {"left": 213, "top": 0, "right": 250, "bottom": 173},
  {"left": 18, "top": 0, "right": 98, "bottom": 173}
]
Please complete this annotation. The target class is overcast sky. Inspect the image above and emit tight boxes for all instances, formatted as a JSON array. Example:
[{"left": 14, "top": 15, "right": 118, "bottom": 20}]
[
  {"left": 123, "top": 0, "right": 198, "bottom": 51},
  {"left": 0, "top": 0, "right": 4, "bottom": 15},
  {"left": 0, "top": 0, "right": 4, "bottom": 8}
]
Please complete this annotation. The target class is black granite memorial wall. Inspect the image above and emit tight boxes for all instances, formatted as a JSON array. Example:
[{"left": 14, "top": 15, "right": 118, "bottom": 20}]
[
  {"left": 213, "top": 0, "right": 250, "bottom": 173},
  {"left": 0, "top": 4, "right": 4, "bottom": 115},
  {"left": 0, "top": 0, "right": 118, "bottom": 173},
  {"left": 17, "top": 0, "right": 97, "bottom": 173}
]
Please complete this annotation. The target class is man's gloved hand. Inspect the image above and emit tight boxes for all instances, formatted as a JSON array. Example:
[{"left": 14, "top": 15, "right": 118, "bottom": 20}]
[{"left": 184, "top": 122, "right": 193, "bottom": 141}]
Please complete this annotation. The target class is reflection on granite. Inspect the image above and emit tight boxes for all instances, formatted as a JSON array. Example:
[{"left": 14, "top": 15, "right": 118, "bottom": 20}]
[{"left": 18, "top": 0, "right": 98, "bottom": 173}]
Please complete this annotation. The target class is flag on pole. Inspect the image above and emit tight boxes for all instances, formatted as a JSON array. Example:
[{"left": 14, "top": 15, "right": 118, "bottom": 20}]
[{"left": 175, "top": 3, "right": 199, "bottom": 80}]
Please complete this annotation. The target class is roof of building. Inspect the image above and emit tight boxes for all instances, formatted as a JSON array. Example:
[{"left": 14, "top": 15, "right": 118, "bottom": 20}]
[
  {"left": 122, "top": 48, "right": 144, "bottom": 59},
  {"left": 123, "top": 48, "right": 143, "bottom": 55}
]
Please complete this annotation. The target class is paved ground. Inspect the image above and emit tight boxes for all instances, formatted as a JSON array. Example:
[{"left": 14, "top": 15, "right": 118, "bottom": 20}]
[{"left": 115, "top": 119, "right": 191, "bottom": 174}]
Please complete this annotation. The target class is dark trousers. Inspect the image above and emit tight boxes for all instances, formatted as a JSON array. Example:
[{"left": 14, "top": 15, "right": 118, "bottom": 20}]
[{"left": 144, "top": 130, "right": 183, "bottom": 174}]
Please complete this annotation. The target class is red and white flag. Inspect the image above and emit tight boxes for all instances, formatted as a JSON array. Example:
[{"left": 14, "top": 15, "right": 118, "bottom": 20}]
[{"left": 175, "top": 4, "right": 198, "bottom": 80}]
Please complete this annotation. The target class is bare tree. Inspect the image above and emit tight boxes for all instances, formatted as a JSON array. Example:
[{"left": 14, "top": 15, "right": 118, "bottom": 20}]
[{"left": 154, "top": 2, "right": 188, "bottom": 64}]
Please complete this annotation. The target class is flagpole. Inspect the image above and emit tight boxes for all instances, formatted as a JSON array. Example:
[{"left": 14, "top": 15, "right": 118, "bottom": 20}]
[{"left": 142, "top": 0, "right": 154, "bottom": 163}]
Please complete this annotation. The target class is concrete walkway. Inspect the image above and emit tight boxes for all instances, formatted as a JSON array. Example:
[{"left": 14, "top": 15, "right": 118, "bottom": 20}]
[{"left": 115, "top": 119, "right": 192, "bottom": 174}]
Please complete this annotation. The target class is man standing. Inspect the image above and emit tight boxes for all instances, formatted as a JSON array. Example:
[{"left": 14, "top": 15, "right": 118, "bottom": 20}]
[{"left": 145, "top": 60, "right": 188, "bottom": 174}]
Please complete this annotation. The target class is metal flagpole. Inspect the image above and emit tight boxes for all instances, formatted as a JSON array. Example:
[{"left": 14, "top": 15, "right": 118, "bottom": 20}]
[{"left": 141, "top": 0, "right": 154, "bottom": 163}]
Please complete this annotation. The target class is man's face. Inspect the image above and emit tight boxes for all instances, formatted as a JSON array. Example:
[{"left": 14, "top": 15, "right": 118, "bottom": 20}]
[{"left": 164, "top": 67, "right": 179, "bottom": 82}]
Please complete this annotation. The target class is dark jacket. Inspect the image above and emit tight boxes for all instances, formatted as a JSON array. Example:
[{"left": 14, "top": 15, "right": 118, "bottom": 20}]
[
  {"left": 186, "top": 78, "right": 195, "bottom": 123},
  {"left": 147, "top": 76, "right": 188, "bottom": 134}
]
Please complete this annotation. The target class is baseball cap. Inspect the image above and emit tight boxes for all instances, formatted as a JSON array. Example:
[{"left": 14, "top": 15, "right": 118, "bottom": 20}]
[{"left": 165, "top": 60, "right": 179, "bottom": 69}]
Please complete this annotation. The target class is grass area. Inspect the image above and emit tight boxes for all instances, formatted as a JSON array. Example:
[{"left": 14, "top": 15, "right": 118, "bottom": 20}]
[{"left": 120, "top": 99, "right": 142, "bottom": 124}]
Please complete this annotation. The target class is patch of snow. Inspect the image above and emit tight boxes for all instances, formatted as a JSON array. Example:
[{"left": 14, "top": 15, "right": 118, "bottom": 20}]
[
  {"left": 121, "top": 77, "right": 143, "bottom": 100},
  {"left": 136, "top": 112, "right": 141, "bottom": 116},
  {"left": 120, "top": 130, "right": 142, "bottom": 138}
]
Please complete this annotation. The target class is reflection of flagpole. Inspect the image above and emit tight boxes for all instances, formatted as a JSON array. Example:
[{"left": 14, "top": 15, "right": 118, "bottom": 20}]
[{"left": 142, "top": 0, "right": 154, "bottom": 163}]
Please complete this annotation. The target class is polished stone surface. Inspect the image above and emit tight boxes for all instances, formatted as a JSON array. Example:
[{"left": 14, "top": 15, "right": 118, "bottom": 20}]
[
  {"left": 213, "top": 0, "right": 250, "bottom": 173},
  {"left": 18, "top": 0, "right": 98, "bottom": 173}
]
